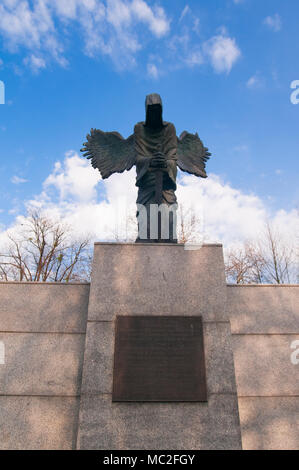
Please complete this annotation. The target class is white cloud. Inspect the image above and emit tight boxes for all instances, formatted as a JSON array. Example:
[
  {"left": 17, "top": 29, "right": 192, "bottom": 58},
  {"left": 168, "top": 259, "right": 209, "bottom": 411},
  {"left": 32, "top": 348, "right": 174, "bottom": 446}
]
[
  {"left": 82, "top": 0, "right": 169, "bottom": 68},
  {"left": 23, "top": 54, "right": 46, "bottom": 73},
  {"left": 185, "top": 49, "right": 203, "bottom": 67},
  {"left": 233, "top": 144, "right": 249, "bottom": 152},
  {"left": 106, "top": 0, "right": 131, "bottom": 29},
  {"left": 0, "top": 2, "right": 241, "bottom": 75},
  {"left": 179, "top": 5, "right": 191, "bottom": 22},
  {"left": 0, "top": 0, "right": 65, "bottom": 67},
  {"left": 203, "top": 34, "right": 241, "bottom": 73},
  {"left": 167, "top": 22, "right": 240, "bottom": 73},
  {"left": 246, "top": 73, "right": 263, "bottom": 89},
  {"left": 52, "top": 0, "right": 96, "bottom": 19},
  {"left": 0, "top": 0, "right": 170, "bottom": 70},
  {"left": 0, "top": 0, "right": 53, "bottom": 48},
  {"left": 23, "top": 151, "right": 138, "bottom": 241},
  {"left": 2, "top": 152, "right": 298, "bottom": 253},
  {"left": 178, "top": 4, "right": 199, "bottom": 34},
  {"left": 264, "top": 14, "right": 282, "bottom": 32},
  {"left": 168, "top": 33, "right": 190, "bottom": 53},
  {"left": 177, "top": 173, "right": 267, "bottom": 246},
  {"left": 11, "top": 175, "right": 28, "bottom": 184},
  {"left": 131, "top": 0, "right": 170, "bottom": 37},
  {"left": 147, "top": 63, "right": 159, "bottom": 79},
  {"left": 43, "top": 151, "right": 101, "bottom": 203}
]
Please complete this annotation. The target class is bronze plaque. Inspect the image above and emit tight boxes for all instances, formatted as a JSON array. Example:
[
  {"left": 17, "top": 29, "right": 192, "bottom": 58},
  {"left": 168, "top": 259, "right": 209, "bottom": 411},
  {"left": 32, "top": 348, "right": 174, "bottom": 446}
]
[{"left": 112, "top": 316, "right": 207, "bottom": 402}]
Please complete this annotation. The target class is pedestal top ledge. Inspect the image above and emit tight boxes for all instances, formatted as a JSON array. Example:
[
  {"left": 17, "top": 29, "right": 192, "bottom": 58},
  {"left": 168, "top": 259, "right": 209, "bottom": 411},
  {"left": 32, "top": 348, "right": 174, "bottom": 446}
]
[
  {"left": 94, "top": 242, "right": 223, "bottom": 246},
  {"left": 88, "top": 243, "right": 228, "bottom": 322}
]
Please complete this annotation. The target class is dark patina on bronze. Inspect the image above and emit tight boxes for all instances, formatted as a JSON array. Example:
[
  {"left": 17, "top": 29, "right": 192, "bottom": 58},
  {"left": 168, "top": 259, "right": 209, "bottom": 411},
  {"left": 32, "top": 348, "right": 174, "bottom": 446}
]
[
  {"left": 81, "top": 94, "right": 211, "bottom": 243},
  {"left": 112, "top": 316, "right": 208, "bottom": 402}
]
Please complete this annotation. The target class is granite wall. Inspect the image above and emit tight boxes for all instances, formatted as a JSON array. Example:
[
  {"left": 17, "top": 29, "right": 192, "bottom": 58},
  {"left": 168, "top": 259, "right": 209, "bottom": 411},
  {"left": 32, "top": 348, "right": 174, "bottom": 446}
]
[
  {"left": 0, "top": 247, "right": 298, "bottom": 450},
  {"left": 228, "top": 285, "right": 299, "bottom": 450},
  {"left": 0, "top": 282, "right": 89, "bottom": 450}
]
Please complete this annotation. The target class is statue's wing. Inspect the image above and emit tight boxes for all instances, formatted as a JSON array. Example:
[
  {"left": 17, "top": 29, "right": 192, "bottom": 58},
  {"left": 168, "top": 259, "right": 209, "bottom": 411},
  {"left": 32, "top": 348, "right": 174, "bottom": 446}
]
[
  {"left": 177, "top": 131, "right": 211, "bottom": 178},
  {"left": 81, "top": 129, "right": 135, "bottom": 179}
]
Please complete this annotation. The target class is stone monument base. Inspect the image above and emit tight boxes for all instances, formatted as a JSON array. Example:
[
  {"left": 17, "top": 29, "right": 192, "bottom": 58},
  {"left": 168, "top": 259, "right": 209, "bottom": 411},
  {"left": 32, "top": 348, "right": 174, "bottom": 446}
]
[{"left": 77, "top": 243, "right": 242, "bottom": 450}]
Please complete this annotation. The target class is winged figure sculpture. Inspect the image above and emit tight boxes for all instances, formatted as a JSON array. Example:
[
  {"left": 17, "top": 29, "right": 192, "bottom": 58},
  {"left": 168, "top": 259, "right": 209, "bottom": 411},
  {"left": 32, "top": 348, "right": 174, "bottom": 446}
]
[{"left": 81, "top": 93, "right": 211, "bottom": 243}]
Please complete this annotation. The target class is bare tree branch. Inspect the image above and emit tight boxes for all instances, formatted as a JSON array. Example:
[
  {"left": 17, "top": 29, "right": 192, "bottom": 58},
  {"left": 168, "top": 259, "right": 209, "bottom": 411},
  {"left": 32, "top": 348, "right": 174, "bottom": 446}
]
[
  {"left": 225, "top": 221, "right": 298, "bottom": 284},
  {"left": 0, "top": 211, "right": 92, "bottom": 283}
]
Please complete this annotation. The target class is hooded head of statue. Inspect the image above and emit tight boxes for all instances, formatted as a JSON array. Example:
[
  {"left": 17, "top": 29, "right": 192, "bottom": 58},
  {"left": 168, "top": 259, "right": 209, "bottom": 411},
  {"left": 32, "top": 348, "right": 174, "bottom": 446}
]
[{"left": 145, "top": 93, "right": 163, "bottom": 129}]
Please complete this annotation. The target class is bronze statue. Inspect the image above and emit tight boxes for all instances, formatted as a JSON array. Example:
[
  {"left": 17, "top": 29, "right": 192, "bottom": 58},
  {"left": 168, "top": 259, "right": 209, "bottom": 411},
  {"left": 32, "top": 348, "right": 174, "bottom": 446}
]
[{"left": 81, "top": 93, "right": 211, "bottom": 243}]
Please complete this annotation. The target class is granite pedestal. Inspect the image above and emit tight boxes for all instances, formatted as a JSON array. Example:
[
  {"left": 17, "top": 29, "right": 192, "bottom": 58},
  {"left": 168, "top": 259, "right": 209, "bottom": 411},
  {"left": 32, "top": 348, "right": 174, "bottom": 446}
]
[{"left": 77, "top": 243, "right": 242, "bottom": 450}]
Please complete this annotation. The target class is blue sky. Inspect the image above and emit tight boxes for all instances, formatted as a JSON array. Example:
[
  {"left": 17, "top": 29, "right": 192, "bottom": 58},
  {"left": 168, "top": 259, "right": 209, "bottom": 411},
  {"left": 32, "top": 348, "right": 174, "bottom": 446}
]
[{"left": 0, "top": 0, "right": 298, "bottom": 244}]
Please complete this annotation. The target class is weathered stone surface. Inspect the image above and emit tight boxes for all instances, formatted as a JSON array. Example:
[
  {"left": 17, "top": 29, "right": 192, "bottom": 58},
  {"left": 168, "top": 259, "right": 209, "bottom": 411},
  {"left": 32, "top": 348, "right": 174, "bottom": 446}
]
[
  {"left": 204, "top": 322, "right": 238, "bottom": 395},
  {"left": 80, "top": 322, "right": 114, "bottom": 395},
  {"left": 0, "top": 396, "right": 79, "bottom": 450},
  {"left": 0, "top": 283, "right": 89, "bottom": 333},
  {"left": 77, "top": 394, "right": 242, "bottom": 450},
  {"left": 88, "top": 243, "right": 227, "bottom": 322},
  {"left": 238, "top": 397, "right": 299, "bottom": 450},
  {"left": 232, "top": 334, "right": 299, "bottom": 396},
  {"left": 227, "top": 285, "right": 299, "bottom": 334},
  {"left": 81, "top": 321, "right": 237, "bottom": 396},
  {"left": 77, "top": 244, "right": 242, "bottom": 450},
  {"left": 0, "top": 333, "right": 85, "bottom": 395}
]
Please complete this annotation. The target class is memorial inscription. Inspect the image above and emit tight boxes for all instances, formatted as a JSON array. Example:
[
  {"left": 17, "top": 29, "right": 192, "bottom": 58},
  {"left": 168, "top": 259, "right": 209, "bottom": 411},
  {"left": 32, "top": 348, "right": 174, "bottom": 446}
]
[{"left": 112, "top": 316, "right": 207, "bottom": 402}]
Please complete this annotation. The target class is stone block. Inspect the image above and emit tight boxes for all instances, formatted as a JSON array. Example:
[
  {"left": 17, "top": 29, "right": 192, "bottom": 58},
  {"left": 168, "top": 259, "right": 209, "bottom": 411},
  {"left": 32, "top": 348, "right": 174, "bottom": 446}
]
[
  {"left": 0, "top": 333, "right": 85, "bottom": 395},
  {"left": 77, "top": 394, "right": 242, "bottom": 450},
  {"left": 232, "top": 334, "right": 299, "bottom": 396},
  {"left": 0, "top": 396, "right": 79, "bottom": 450},
  {"left": 0, "top": 283, "right": 89, "bottom": 333},
  {"left": 238, "top": 397, "right": 299, "bottom": 450},
  {"left": 88, "top": 243, "right": 227, "bottom": 322},
  {"left": 227, "top": 285, "right": 299, "bottom": 334}
]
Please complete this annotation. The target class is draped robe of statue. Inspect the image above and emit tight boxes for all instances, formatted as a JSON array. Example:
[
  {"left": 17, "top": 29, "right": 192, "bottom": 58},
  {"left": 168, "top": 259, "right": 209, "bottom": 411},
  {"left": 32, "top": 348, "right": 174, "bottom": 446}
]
[
  {"left": 134, "top": 94, "right": 178, "bottom": 242},
  {"left": 81, "top": 93, "right": 211, "bottom": 243},
  {"left": 134, "top": 122, "right": 177, "bottom": 207}
]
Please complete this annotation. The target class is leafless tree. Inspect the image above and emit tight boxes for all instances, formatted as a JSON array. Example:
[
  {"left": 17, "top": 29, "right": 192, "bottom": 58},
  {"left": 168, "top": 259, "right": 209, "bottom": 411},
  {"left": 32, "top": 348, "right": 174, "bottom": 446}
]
[
  {"left": 110, "top": 211, "right": 137, "bottom": 242},
  {"left": 225, "top": 242, "right": 267, "bottom": 284},
  {"left": 0, "top": 211, "right": 92, "bottom": 282},
  {"left": 177, "top": 204, "right": 204, "bottom": 245},
  {"left": 259, "top": 222, "right": 295, "bottom": 284},
  {"left": 225, "top": 222, "right": 298, "bottom": 284}
]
